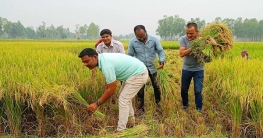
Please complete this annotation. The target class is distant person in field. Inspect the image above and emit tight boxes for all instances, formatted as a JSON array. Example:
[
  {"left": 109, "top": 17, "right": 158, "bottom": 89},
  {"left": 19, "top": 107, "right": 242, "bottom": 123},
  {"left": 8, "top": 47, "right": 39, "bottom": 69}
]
[
  {"left": 179, "top": 22, "right": 217, "bottom": 112},
  {"left": 78, "top": 48, "right": 148, "bottom": 132},
  {"left": 128, "top": 25, "right": 165, "bottom": 116},
  {"left": 241, "top": 50, "right": 248, "bottom": 59}
]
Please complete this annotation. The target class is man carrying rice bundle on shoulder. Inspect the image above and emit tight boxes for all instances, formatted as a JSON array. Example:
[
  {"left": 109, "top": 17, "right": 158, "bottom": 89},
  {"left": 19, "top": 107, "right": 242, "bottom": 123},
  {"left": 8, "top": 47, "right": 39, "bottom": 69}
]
[{"left": 179, "top": 22, "right": 217, "bottom": 112}]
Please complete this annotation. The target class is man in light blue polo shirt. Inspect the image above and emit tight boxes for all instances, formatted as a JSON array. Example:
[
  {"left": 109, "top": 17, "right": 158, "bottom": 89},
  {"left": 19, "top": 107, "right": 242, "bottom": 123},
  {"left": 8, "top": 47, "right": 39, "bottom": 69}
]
[
  {"left": 78, "top": 48, "right": 148, "bottom": 132},
  {"left": 128, "top": 25, "right": 165, "bottom": 115}
]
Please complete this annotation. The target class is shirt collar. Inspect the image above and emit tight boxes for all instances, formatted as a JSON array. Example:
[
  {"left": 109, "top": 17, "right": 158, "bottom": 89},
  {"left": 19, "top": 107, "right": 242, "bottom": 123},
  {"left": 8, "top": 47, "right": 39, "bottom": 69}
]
[{"left": 102, "top": 39, "right": 114, "bottom": 48}]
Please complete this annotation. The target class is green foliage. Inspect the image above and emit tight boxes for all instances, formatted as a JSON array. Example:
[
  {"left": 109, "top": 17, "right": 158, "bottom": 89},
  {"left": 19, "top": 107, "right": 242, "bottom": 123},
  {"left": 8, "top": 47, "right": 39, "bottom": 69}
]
[
  {"left": 156, "top": 15, "right": 186, "bottom": 40},
  {"left": 87, "top": 22, "right": 100, "bottom": 40}
]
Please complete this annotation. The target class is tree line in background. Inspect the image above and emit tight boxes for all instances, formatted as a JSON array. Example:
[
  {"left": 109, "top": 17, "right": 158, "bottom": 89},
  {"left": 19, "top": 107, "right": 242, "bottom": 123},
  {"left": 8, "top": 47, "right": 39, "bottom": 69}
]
[
  {"left": 0, "top": 17, "right": 100, "bottom": 40},
  {"left": 156, "top": 15, "right": 263, "bottom": 41},
  {"left": 1, "top": 15, "right": 263, "bottom": 41}
]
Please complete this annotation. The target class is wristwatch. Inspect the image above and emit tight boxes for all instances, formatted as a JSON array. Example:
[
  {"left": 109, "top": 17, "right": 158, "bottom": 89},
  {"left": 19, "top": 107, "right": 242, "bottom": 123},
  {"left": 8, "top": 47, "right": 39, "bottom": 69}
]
[{"left": 96, "top": 100, "right": 102, "bottom": 106}]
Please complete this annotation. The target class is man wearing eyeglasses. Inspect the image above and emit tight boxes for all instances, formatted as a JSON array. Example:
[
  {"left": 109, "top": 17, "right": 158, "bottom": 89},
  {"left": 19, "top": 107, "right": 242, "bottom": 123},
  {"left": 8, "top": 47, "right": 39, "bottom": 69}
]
[{"left": 128, "top": 25, "right": 165, "bottom": 116}]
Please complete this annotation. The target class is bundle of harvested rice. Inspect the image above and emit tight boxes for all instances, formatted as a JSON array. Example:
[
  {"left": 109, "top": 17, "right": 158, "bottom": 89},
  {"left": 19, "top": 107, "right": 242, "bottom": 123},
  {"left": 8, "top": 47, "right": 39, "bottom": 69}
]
[
  {"left": 106, "top": 124, "right": 149, "bottom": 138},
  {"left": 190, "top": 22, "right": 234, "bottom": 63},
  {"left": 70, "top": 92, "right": 105, "bottom": 119},
  {"left": 157, "top": 69, "right": 177, "bottom": 98},
  {"left": 190, "top": 38, "right": 214, "bottom": 63}
]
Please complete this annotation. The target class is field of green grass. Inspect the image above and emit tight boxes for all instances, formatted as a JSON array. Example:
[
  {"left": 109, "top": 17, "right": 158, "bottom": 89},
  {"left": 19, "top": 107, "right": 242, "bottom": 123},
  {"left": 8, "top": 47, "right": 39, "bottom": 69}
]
[{"left": 0, "top": 40, "right": 262, "bottom": 137}]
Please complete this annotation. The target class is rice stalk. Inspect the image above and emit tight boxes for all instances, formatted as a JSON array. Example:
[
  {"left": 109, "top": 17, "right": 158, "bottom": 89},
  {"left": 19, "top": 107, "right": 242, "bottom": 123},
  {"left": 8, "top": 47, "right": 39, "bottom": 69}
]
[
  {"left": 190, "top": 22, "right": 234, "bottom": 63},
  {"left": 200, "top": 22, "right": 234, "bottom": 51},
  {"left": 3, "top": 96, "right": 21, "bottom": 135},
  {"left": 70, "top": 92, "right": 105, "bottom": 119},
  {"left": 157, "top": 69, "right": 177, "bottom": 98}
]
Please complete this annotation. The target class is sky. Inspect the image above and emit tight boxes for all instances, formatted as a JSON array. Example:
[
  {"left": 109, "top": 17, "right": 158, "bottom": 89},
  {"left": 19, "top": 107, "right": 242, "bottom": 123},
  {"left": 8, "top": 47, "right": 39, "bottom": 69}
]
[{"left": 0, "top": 0, "right": 262, "bottom": 36}]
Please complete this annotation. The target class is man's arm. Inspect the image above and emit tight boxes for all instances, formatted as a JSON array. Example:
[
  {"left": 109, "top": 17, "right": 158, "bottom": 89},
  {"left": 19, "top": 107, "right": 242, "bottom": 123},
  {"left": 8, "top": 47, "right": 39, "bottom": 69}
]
[
  {"left": 127, "top": 40, "right": 135, "bottom": 56},
  {"left": 86, "top": 81, "right": 117, "bottom": 112},
  {"left": 98, "top": 81, "right": 117, "bottom": 104},
  {"left": 179, "top": 46, "right": 191, "bottom": 58},
  {"left": 154, "top": 39, "right": 165, "bottom": 69},
  {"left": 179, "top": 36, "right": 191, "bottom": 58},
  {"left": 207, "top": 37, "right": 218, "bottom": 56}
]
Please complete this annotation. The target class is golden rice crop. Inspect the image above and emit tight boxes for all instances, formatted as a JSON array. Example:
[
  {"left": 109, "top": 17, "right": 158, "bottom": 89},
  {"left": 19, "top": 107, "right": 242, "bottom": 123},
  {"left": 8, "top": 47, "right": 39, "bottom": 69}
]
[
  {"left": 190, "top": 22, "right": 234, "bottom": 63},
  {"left": 1, "top": 40, "right": 263, "bottom": 137}
]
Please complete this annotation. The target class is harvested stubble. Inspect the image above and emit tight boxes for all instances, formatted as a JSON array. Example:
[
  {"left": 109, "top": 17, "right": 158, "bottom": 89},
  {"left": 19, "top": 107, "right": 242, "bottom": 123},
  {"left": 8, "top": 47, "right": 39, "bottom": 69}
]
[{"left": 190, "top": 22, "right": 234, "bottom": 63}]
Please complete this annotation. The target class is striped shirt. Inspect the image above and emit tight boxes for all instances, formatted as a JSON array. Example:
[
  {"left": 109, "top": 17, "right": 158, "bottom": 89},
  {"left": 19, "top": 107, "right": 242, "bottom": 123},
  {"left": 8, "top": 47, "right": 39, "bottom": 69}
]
[{"left": 96, "top": 39, "right": 125, "bottom": 54}]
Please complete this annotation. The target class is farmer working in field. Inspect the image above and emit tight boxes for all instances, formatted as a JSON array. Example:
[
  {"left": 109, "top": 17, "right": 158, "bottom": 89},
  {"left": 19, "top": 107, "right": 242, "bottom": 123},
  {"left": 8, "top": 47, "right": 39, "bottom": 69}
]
[
  {"left": 128, "top": 25, "right": 165, "bottom": 116},
  {"left": 79, "top": 48, "right": 148, "bottom": 132},
  {"left": 179, "top": 22, "right": 217, "bottom": 112},
  {"left": 241, "top": 50, "right": 249, "bottom": 59}
]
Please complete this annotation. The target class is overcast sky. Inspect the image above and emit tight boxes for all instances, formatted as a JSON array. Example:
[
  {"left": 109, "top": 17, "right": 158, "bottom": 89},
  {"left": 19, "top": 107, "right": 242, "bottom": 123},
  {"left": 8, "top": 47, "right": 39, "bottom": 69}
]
[{"left": 1, "top": 0, "right": 262, "bottom": 36}]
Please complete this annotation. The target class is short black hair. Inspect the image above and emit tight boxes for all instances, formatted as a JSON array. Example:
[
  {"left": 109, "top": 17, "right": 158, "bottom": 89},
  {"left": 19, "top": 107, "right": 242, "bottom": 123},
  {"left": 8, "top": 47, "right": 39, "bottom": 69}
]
[
  {"left": 100, "top": 29, "right": 112, "bottom": 36},
  {"left": 186, "top": 22, "right": 198, "bottom": 30},
  {"left": 78, "top": 48, "right": 98, "bottom": 58},
  {"left": 134, "top": 25, "right": 147, "bottom": 33}
]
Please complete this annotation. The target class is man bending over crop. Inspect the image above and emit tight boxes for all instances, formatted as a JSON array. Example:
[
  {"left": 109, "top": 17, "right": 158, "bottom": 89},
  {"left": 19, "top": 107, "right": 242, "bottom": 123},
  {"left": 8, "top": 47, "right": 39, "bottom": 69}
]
[{"left": 78, "top": 48, "right": 148, "bottom": 132}]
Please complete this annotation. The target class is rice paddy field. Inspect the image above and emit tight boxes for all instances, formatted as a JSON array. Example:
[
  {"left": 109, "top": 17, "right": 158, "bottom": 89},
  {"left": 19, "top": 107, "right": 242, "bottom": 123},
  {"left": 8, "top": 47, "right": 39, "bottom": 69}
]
[{"left": 0, "top": 40, "right": 263, "bottom": 137}]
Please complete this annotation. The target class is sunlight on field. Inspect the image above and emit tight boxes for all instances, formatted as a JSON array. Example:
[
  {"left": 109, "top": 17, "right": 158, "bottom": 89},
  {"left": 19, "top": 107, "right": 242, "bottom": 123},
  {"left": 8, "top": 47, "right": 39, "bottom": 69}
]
[{"left": 0, "top": 40, "right": 262, "bottom": 137}]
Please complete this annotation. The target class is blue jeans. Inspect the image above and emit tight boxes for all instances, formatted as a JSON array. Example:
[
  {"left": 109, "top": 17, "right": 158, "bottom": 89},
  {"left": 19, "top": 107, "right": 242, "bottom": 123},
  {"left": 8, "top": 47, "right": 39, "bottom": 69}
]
[{"left": 181, "top": 70, "right": 204, "bottom": 110}]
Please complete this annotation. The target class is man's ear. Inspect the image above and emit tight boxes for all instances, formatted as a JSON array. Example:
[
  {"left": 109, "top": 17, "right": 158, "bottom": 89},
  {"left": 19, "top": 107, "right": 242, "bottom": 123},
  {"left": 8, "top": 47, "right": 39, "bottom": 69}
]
[{"left": 93, "top": 55, "right": 98, "bottom": 61}]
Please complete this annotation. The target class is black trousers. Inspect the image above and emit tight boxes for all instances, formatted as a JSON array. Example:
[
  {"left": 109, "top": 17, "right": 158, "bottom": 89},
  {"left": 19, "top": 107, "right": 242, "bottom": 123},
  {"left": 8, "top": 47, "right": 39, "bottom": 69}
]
[{"left": 137, "top": 70, "right": 161, "bottom": 109}]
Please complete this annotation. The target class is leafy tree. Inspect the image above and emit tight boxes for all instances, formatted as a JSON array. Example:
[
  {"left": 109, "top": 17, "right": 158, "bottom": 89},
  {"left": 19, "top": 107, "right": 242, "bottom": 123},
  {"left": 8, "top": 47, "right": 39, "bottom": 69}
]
[
  {"left": 2, "top": 18, "right": 12, "bottom": 37},
  {"left": 222, "top": 18, "right": 235, "bottom": 31},
  {"left": 79, "top": 25, "right": 87, "bottom": 36},
  {"left": 156, "top": 15, "right": 185, "bottom": 40},
  {"left": 9, "top": 21, "right": 26, "bottom": 38},
  {"left": 0, "top": 17, "right": 4, "bottom": 37},
  {"left": 233, "top": 17, "right": 243, "bottom": 40},
  {"left": 36, "top": 22, "right": 47, "bottom": 38},
  {"left": 56, "top": 25, "right": 67, "bottom": 39},
  {"left": 25, "top": 26, "right": 37, "bottom": 39},
  {"left": 214, "top": 17, "right": 222, "bottom": 23},
  {"left": 87, "top": 22, "right": 99, "bottom": 39},
  {"left": 257, "top": 20, "right": 263, "bottom": 41},
  {"left": 189, "top": 17, "right": 206, "bottom": 30},
  {"left": 46, "top": 24, "right": 56, "bottom": 39}
]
